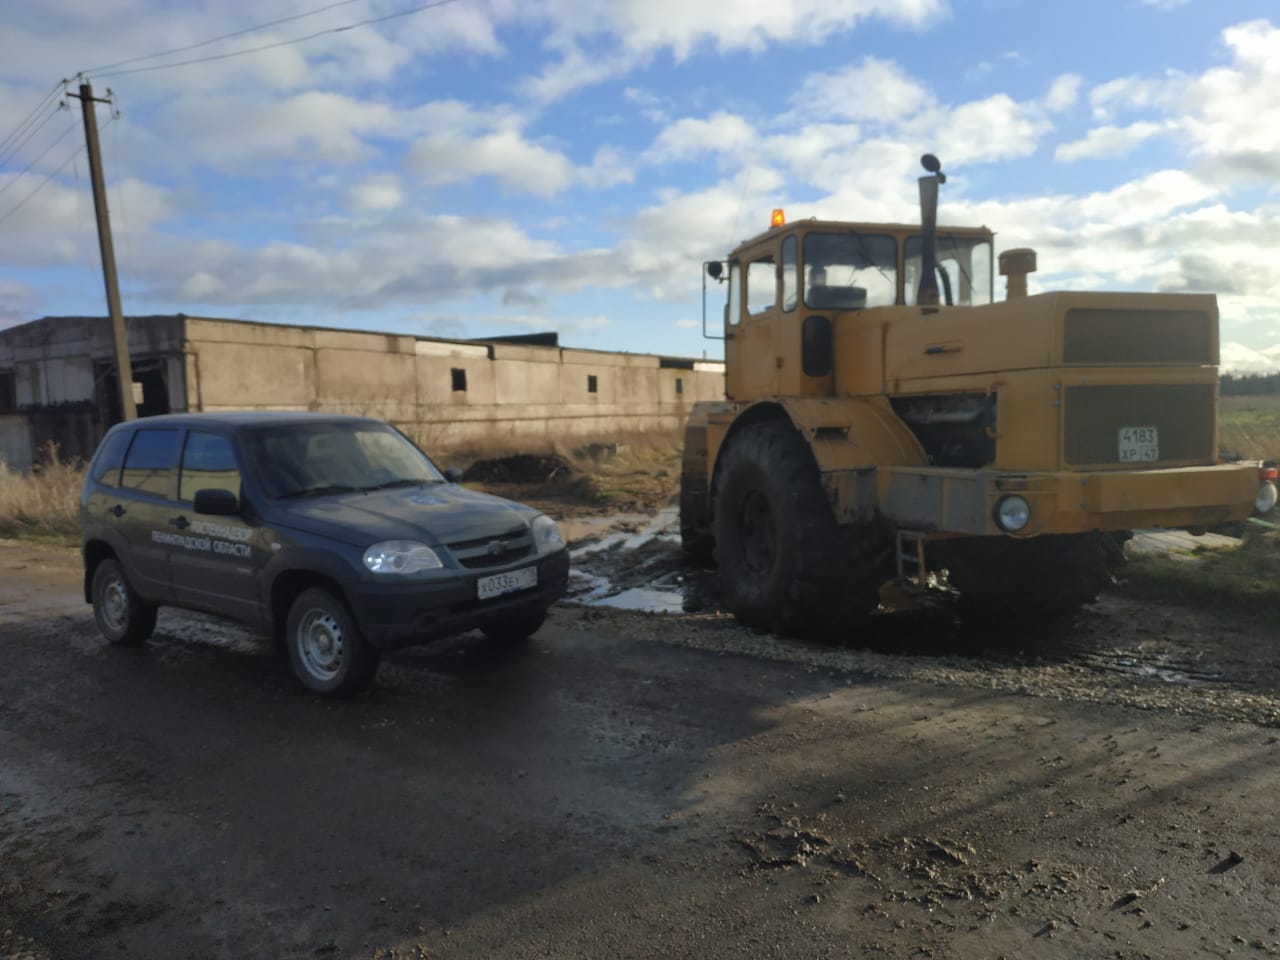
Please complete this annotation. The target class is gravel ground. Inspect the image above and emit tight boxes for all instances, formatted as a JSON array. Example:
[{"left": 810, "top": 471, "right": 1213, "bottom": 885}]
[{"left": 2, "top": 529, "right": 1279, "bottom": 960}]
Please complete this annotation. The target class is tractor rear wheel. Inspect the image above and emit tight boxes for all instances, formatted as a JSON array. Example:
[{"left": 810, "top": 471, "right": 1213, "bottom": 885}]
[{"left": 712, "top": 419, "right": 886, "bottom": 640}]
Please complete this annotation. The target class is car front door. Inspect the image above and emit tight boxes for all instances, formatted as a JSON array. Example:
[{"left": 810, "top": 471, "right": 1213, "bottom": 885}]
[
  {"left": 168, "top": 429, "right": 264, "bottom": 624},
  {"left": 115, "top": 427, "right": 183, "bottom": 603}
]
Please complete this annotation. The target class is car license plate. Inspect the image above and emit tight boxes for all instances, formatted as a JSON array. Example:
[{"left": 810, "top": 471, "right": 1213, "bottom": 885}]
[
  {"left": 477, "top": 565, "right": 537, "bottom": 600},
  {"left": 1118, "top": 425, "right": 1159, "bottom": 462}
]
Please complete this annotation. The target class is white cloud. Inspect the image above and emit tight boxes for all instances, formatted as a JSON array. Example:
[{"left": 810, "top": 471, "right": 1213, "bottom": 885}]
[
  {"left": 645, "top": 112, "right": 756, "bottom": 164},
  {"left": 793, "top": 57, "right": 930, "bottom": 124},
  {"left": 346, "top": 174, "right": 404, "bottom": 214},
  {"left": 522, "top": 0, "right": 949, "bottom": 102},
  {"left": 1055, "top": 121, "right": 1168, "bottom": 162},
  {"left": 407, "top": 129, "right": 574, "bottom": 198}
]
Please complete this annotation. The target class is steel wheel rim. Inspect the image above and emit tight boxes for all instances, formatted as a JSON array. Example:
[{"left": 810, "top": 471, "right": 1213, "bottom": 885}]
[
  {"left": 739, "top": 489, "right": 776, "bottom": 576},
  {"left": 101, "top": 574, "right": 129, "bottom": 631},
  {"left": 297, "top": 609, "right": 345, "bottom": 683}
]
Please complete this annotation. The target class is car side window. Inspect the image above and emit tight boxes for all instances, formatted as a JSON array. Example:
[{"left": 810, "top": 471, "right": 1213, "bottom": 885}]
[
  {"left": 179, "top": 431, "right": 242, "bottom": 503},
  {"left": 120, "top": 429, "right": 181, "bottom": 498},
  {"left": 90, "top": 430, "right": 130, "bottom": 487}
]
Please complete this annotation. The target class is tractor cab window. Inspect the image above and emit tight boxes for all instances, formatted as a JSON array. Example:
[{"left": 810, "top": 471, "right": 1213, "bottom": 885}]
[
  {"left": 781, "top": 236, "right": 798, "bottom": 312},
  {"left": 904, "top": 235, "right": 994, "bottom": 306},
  {"left": 803, "top": 232, "right": 896, "bottom": 310},
  {"left": 746, "top": 257, "right": 777, "bottom": 315}
]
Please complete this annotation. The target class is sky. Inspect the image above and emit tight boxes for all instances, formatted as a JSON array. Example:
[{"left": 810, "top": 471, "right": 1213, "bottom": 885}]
[{"left": 1, "top": 0, "right": 1279, "bottom": 371}]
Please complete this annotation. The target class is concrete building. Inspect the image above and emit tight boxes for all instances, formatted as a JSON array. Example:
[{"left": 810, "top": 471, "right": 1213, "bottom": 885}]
[{"left": 0, "top": 314, "right": 725, "bottom": 470}]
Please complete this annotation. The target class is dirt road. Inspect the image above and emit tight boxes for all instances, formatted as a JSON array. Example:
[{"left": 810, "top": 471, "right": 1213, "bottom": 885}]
[{"left": 2, "top": 535, "right": 1279, "bottom": 960}]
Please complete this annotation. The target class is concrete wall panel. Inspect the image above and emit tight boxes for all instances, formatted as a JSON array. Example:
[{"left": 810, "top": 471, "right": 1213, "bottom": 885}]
[{"left": 193, "top": 342, "right": 314, "bottom": 408}]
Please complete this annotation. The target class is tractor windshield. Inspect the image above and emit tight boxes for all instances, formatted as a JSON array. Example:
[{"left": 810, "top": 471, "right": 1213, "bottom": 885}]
[
  {"left": 803, "top": 232, "right": 896, "bottom": 310},
  {"left": 904, "top": 234, "right": 994, "bottom": 306}
]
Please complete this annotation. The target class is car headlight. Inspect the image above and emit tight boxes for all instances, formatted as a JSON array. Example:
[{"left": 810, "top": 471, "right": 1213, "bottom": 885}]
[
  {"left": 994, "top": 494, "right": 1031, "bottom": 533},
  {"left": 363, "top": 540, "right": 443, "bottom": 574},
  {"left": 531, "top": 514, "right": 564, "bottom": 552}
]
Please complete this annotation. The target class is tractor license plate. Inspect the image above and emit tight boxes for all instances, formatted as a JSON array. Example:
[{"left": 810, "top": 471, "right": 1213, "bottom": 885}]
[
  {"left": 1118, "top": 426, "right": 1159, "bottom": 462},
  {"left": 477, "top": 565, "right": 537, "bottom": 600}
]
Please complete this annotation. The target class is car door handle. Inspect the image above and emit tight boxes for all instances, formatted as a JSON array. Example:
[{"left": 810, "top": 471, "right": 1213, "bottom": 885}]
[
  {"left": 110, "top": 504, "right": 126, "bottom": 518},
  {"left": 169, "top": 515, "right": 190, "bottom": 530}
]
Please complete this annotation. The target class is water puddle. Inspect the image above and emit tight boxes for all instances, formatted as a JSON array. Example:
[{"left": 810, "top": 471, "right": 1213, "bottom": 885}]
[{"left": 566, "top": 508, "right": 718, "bottom": 614}]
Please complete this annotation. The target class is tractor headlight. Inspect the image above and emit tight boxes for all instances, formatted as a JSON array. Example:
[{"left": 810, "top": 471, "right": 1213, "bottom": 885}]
[
  {"left": 363, "top": 540, "right": 443, "bottom": 574},
  {"left": 531, "top": 514, "right": 564, "bottom": 553},
  {"left": 1256, "top": 481, "right": 1278, "bottom": 516},
  {"left": 994, "top": 495, "right": 1031, "bottom": 533}
]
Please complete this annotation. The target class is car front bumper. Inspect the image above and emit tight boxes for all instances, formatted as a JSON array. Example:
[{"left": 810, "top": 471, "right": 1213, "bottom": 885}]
[{"left": 348, "top": 549, "right": 571, "bottom": 649}]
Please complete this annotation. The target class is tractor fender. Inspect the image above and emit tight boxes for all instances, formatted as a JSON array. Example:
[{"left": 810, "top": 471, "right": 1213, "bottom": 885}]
[{"left": 707, "top": 397, "right": 927, "bottom": 526}]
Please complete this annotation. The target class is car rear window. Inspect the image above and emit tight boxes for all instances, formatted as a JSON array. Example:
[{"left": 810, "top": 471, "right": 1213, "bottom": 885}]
[{"left": 120, "top": 428, "right": 181, "bottom": 498}]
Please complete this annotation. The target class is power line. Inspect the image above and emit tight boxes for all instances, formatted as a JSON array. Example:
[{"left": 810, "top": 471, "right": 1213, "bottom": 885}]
[
  {"left": 0, "top": 111, "right": 77, "bottom": 199},
  {"left": 0, "top": 103, "right": 65, "bottom": 169},
  {"left": 94, "top": 0, "right": 463, "bottom": 78},
  {"left": 0, "top": 115, "right": 115, "bottom": 229},
  {"left": 0, "top": 80, "right": 66, "bottom": 160},
  {"left": 79, "top": 0, "right": 367, "bottom": 75}
]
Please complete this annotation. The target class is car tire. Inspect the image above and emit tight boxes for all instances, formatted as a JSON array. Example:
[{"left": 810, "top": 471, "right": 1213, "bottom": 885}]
[
  {"left": 91, "top": 558, "right": 158, "bottom": 646},
  {"left": 285, "top": 588, "right": 380, "bottom": 697},
  {"left": 482, "top": 608, "right": 548, "bottom": 643}
]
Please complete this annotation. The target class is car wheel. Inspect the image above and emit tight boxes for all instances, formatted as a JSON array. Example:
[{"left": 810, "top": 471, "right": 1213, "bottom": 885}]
[
  {"left": 285, "top": 588, "right": 380, "bottom": 697},
  {"left": 91, "top": 558, "right": 157, "bottom": 646},
  {"left": 482, "top": 608, "right": 548, "bottom": 643}
]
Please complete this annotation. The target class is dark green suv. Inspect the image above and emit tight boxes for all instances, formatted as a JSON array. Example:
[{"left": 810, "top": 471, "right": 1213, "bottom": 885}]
[{"left": 80, "top": 413, "right": 570, "bottom": 696}]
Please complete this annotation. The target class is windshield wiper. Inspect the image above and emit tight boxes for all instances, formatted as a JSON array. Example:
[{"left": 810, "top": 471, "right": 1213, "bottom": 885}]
[
  {"left": 361, "top": 478, "right": 431, "bottom": 492},
  {"left": 277, "top": 484, "right": 362, "bottom": 499},
  {"left": 847, "top": 228, "right": 893, "bottom": 286}
]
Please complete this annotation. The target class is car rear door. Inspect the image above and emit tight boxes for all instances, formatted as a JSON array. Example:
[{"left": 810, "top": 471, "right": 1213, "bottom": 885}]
[{"left": 115, "top": 426, "right": 183, "bottom": 603}]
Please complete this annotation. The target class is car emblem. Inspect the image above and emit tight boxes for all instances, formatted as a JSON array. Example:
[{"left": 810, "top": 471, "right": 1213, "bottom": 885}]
[{"left": 486, "top": 540, "right": 505, "bottom": 556}]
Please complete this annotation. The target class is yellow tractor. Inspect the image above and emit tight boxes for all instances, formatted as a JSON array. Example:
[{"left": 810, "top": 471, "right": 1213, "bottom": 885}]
[{"left": 680, "top": 154, "right": 1275, "bottom": 635}]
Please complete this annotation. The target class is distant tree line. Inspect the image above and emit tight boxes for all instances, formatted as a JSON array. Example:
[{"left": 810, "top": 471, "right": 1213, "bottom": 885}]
[{"left": 1220, "top": 372, "right": 1280, "bottom": 395}]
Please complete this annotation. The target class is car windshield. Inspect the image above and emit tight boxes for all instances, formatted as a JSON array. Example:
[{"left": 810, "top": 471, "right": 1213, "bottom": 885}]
[{"left": 243, "top": 422, "right": 445, "bottom": 499}]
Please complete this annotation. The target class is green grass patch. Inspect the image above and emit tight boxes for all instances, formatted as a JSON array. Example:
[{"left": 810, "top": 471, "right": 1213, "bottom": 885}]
[
  {"left": 1220, "top": 395, "right": 1280, "bottom": 461},
  {"left": 1116, "top": 527, "right": 1280, "bottom": 625}
]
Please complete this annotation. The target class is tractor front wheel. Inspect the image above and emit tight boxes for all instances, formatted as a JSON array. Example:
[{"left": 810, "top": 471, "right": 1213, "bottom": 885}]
[{"left": 713, "top": 420, "right": 885, "bottom": 641}]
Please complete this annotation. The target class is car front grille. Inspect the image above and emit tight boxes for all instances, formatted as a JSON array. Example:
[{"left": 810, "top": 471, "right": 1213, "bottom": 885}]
[{"left": 448, "top": 526, "right": 534, "bottom": 569}]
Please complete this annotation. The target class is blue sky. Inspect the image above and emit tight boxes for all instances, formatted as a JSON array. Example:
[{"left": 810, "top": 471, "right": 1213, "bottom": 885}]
[{"left": 2, "top": 0, "right": 1279, "bottom": 371}]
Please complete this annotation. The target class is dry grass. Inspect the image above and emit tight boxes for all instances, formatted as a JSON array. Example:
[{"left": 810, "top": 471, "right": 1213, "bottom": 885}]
[{"left": 0, "top": 444, "right": 84, "bottom": 543}]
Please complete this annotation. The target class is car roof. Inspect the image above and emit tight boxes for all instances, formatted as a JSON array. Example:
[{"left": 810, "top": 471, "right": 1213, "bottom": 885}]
[{"left": 110, "top": 411, "right": 385, "bottom": 431}]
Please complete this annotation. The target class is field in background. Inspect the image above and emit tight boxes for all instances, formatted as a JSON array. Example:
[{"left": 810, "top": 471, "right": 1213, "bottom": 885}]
[{"left": 1220, "top": 394, "right": 1280, "bottom": 461}]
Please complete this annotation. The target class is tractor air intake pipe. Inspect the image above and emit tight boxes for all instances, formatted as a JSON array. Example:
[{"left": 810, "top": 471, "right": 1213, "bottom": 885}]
[
  {"left": 916, "top": 154, "right": 946, "bottom": 307},
  {"left": 998, "top": 248, "right": 1037, "bottom": 299}
]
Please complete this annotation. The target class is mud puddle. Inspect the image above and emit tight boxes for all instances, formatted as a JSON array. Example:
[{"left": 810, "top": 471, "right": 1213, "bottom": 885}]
[{"left": 564, "top": 512, "right": 1239, "bottom": 692}]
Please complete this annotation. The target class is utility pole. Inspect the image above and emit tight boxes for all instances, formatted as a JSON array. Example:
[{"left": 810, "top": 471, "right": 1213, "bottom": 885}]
[{"left": 71, "top": 82, "right": 136, "bottom": 421}]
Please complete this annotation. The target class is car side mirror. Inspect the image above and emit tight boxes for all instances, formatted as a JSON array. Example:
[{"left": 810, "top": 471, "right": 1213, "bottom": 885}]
[
  {"left": 443, "top": 467, "right": 463, "bottom": 484},
  {"left": 193, "top": 488, "right": 241, "bottom": 516}
]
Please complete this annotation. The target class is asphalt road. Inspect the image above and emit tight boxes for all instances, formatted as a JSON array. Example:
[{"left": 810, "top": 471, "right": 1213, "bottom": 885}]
[{"left": 2, "top": 540, "right": 1279, "bottom": 960}]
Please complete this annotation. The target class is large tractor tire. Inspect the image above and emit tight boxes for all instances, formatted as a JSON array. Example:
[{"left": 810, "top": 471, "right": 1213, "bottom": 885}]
[
  {"left": 942, "top": 532, "right": 1119, "bottom": 622},
  {"left": 679, "top": 475, "right": 715, "bottom": 567},
  {"left": 712, "top": 419, "right": 886, "bottom": 641}
]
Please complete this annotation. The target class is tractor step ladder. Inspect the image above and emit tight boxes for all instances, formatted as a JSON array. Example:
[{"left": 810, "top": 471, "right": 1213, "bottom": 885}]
[{"left": 895, "top": 529, "right": 929, "bottom": 591}]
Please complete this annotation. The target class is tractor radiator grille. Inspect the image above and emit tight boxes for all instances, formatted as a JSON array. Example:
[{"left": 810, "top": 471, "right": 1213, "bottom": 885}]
[
  {"left": 1062, "top": 308, "right": 1215, "bottom": 365},
  {"left": 1063, "top": 384, "right": 1215, "bottom": 466}
]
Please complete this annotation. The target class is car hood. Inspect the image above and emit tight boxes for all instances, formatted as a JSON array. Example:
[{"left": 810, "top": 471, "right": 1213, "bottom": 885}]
[{"left": 267, "top": 483, "right": 537, "bottom": 548}]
